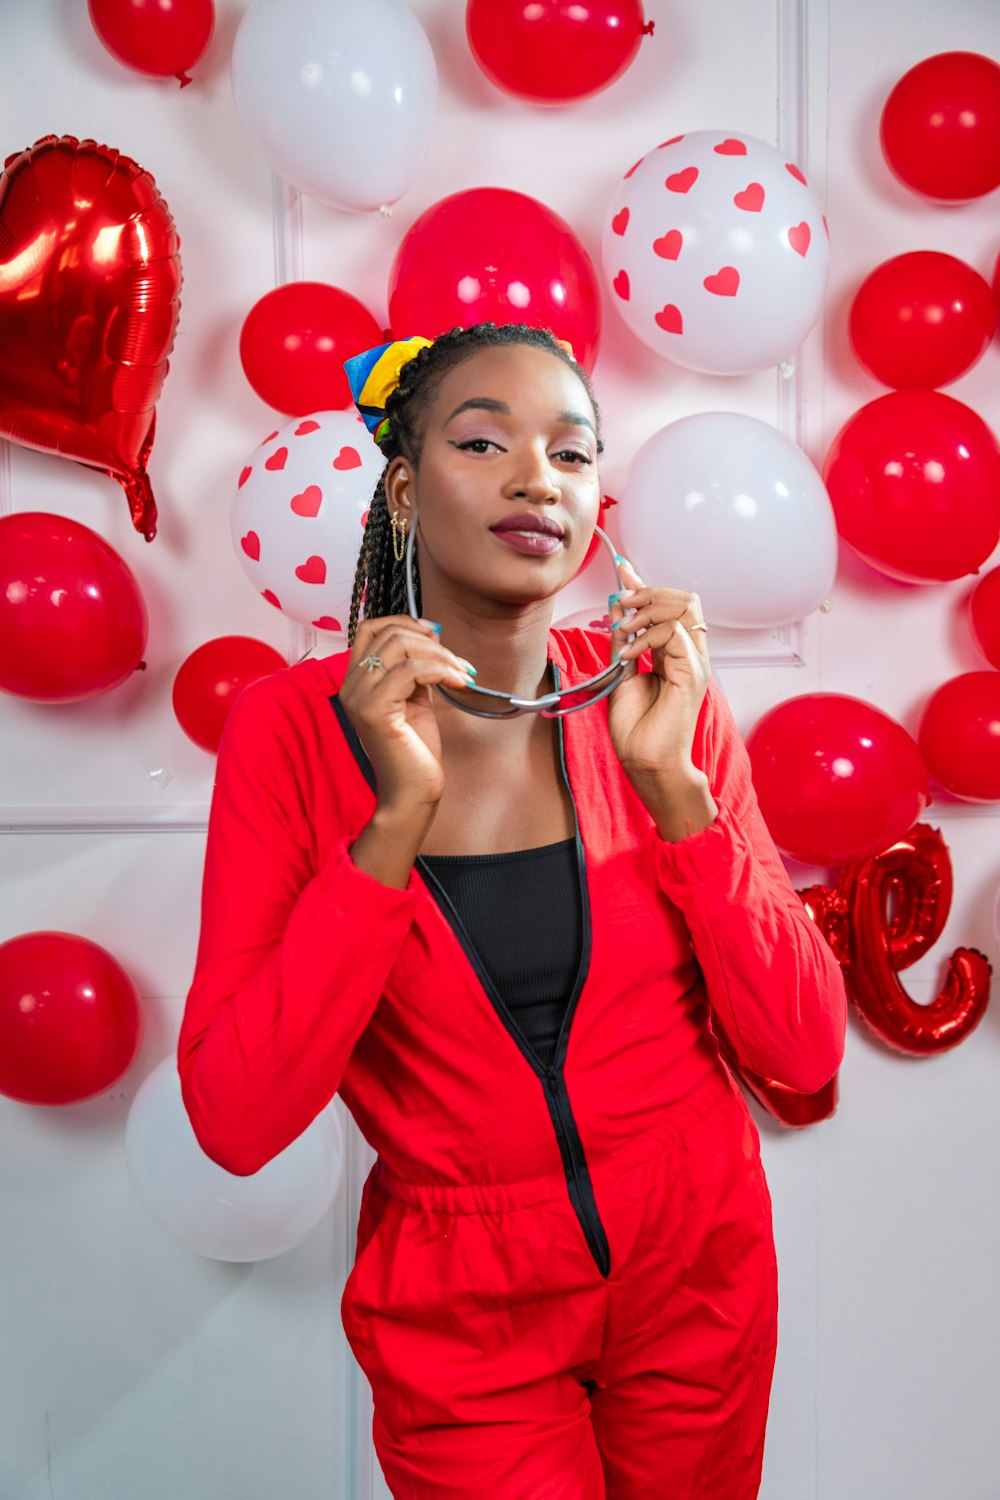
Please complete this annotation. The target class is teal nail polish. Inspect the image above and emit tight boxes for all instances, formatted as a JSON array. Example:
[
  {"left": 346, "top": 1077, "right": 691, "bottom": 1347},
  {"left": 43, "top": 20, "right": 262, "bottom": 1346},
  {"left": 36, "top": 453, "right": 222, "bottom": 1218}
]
[
  {"left": 614, "top": 554, "right": 626, "bottom": 565},
  {"left": 609, "top": 591, "right": 624, "bottom": 606},
  {"left": 465, "top": 673, "right": 477, "bottom": 687},
  {"left": 428, "top": 622, "right": 442, "bottom": 634},
  {"left": 467, "top": 665, "right": 478, "bottom": 676}
]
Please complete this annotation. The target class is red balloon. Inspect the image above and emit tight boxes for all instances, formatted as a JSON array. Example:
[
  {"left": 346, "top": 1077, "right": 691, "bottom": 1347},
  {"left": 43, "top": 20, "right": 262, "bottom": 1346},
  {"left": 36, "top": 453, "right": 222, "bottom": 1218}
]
[
  {"left": 880, "top": 51, "right": 1000, "bottom": 202},
  {"left": 823, "top": 391, "right": 1000, "bottom": 584},
  {"left": 800, "top": 825, "right": 991, "bottom": 1054},
  {"left": 918, "top": 671, "right": 1000, "bottom": 801},
  {"left": 849, "top": 251, "right": 996, "bottom": 389},
  {"left": 746, "top": 693, "right": 928, "bottom": 866},
  {"left": 240, "top": 283, "right": 382, "bottom": 415},
  {"left": 0, "top": 512, "right": 148, "bottom": 703},
  {"left": 173, "top": 636, "right": 287, "bottom": 753},
  {"left": 466, "top": 0, "right": 651, "bottom": 105},
  {"left": 88, "top": 0, "right": 214, "bottom": 85},
  {"left": 0, "top": 931, "right": 142, "bottom": 1105},
  {"left": 388, "top": 188, "right": 601, "bottom": 371},
  {"left": 0, "top": 136, "right": 182, "bottom": 541},
  {"left": 969, "top": 566, "right": 1000, "bottom": 669}
]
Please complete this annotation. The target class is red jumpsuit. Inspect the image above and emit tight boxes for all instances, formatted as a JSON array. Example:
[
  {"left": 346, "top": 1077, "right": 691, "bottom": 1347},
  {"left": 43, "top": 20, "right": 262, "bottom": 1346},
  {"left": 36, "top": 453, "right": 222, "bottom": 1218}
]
[{"left": 177, "top": 629, "right": 847, "bottom": 1499}]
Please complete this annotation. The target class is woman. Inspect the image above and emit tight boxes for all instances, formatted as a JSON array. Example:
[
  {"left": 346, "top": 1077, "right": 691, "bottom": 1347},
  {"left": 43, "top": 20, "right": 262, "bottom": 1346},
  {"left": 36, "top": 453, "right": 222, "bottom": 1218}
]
[{"left": 178, "top": 322, "right": 847, "bottom": 1499}]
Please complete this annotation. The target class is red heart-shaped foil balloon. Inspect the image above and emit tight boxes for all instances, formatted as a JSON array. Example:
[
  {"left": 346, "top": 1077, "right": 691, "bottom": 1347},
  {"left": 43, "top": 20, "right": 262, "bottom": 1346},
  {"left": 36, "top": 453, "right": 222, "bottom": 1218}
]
[{"left": 0, "top": 135, "right": 182, "bottom": 541}]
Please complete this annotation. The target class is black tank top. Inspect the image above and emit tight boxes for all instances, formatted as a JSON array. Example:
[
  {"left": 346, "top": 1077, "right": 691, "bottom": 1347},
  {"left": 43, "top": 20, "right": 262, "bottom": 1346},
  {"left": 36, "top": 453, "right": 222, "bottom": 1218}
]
[{"left": 420, "top": 838, "right": 582, "bottom": 1069}]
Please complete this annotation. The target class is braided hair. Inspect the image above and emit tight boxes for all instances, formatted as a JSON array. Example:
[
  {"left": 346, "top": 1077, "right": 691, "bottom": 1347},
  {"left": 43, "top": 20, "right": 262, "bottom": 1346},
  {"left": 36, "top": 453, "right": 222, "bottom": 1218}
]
[{"left": 347, "top": 322, "right": 603, "bottom": 645}]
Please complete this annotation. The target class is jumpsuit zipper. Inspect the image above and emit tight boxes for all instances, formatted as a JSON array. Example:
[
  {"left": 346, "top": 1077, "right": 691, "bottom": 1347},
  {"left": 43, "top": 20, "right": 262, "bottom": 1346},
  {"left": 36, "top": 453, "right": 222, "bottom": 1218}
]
[
  {"left": 542, "top": 1067, "right": 612, "bottom": 1277},
  {"left": 330, "top": 676, "right": 614, "bottom": 1280}
]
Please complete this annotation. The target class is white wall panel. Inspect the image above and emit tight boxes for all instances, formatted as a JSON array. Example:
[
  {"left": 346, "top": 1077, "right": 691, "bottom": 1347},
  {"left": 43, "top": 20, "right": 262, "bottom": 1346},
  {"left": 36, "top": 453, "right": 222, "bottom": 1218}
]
[{"left": 1, "top": 0, "right": 999, "bottom": 1497}]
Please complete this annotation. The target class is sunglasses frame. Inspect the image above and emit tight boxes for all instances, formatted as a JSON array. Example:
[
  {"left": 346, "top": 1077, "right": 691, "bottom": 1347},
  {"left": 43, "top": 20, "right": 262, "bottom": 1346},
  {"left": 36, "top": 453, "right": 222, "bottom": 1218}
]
[{"left": 403, "top": 516, "right": 636, "bottom": 719}]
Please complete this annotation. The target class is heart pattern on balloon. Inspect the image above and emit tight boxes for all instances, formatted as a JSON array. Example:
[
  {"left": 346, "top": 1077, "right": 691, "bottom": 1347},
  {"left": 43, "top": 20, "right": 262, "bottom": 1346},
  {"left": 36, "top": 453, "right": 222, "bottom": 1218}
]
[
  {"left": 734, "top": 182, "right": 765, "bottom": 212},
  {"left": 665, "top": 167, "right": 698, "bottom": 193},
  {"left": 232, "top": 409, "right": 382, "bottom": 634},
  {"left": 655, "top": 304, "right": 683, "bottom": 333},
  {"left": 653, "top": 231, "right": 683, "bottom": 260},
  {"left": 704, "top": 266, "right": 740, "bottom": 296},
  {"left": 332, "top": 446, "right": 362, "bottom": 471},
  {"left": 788, "top": 221, "right": 811, "bottom": 256},
  {"left": 290, "top": 485, "right": 323, "bottom": 517},
  {"left": 295, "top": 555, "right": 327, "bottom": 584},
  {"left": 602, "top": 129, "right": 828, "bottom": 374}
]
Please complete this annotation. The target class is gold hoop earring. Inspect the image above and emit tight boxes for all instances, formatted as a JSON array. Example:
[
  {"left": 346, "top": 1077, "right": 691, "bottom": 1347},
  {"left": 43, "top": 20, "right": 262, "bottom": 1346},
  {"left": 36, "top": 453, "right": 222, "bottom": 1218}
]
[{"left": 390, "top": 512, "right": 408, "bottom": 564}]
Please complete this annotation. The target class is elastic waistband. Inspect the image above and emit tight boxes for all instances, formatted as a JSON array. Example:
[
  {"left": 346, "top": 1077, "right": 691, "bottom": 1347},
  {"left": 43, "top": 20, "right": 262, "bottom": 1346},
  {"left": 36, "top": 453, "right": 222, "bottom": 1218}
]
[{"left": 372, "top": 1062, "right": 742, "bottom": 1217}]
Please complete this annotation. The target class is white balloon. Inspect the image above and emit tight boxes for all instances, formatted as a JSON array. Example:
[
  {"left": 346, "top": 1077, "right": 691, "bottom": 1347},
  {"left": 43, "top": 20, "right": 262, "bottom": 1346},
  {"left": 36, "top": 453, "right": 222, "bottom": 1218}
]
[
  {"left": 231, "top": 0, "right": 438, "bottom": 212},
  {"left": 618, "top": 412, "right": 838, "bottom": 629},
  {"left": 233, "top": 410, "right": 384, "bottom": 632},
  {"left": 125, "top": 1058, "right": 343, "bottom": 1262},
  {"left": 602, "top": 130, "right": 830, "bottom": 374}
]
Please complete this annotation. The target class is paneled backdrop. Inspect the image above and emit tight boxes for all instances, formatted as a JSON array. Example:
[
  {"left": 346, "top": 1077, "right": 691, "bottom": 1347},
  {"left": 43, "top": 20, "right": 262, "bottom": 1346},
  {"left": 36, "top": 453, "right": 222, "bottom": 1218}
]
[{"left": 2, "top": 1, "right": 999, "bottom": 1496}]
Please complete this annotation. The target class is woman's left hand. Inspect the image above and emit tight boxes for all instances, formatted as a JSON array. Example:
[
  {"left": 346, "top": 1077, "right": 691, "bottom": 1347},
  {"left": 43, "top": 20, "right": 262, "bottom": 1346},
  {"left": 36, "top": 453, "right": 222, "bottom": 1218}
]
[{"left": 606, "top": 558, "right": 712, "bottom": 795}]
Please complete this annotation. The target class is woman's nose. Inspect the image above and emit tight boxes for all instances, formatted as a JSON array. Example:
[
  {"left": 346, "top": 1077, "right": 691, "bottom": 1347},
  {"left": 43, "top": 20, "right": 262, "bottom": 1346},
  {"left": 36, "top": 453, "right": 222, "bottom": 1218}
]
[{"left": 504, "top": 448, "right": 559, "bottom": 502}]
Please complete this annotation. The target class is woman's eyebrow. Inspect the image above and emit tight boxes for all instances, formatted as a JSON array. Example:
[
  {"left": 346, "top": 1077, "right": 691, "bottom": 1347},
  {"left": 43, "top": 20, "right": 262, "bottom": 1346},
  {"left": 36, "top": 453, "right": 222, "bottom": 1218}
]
[
  {"left": 445, "top": 397, "right": 509, "bottom": 422},
  {"left": 445, "top": 397, "right": 595, "bottom": 435},
  {"left": 558, "top": 409, "right": 596, "bottom": 435}
]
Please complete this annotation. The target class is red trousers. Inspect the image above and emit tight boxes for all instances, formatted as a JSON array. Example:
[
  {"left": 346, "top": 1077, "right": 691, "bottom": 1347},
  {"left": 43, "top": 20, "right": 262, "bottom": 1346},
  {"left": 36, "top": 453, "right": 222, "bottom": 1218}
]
[{"left": 341, "top": 1064, "right": 778, "bottom": 1499}]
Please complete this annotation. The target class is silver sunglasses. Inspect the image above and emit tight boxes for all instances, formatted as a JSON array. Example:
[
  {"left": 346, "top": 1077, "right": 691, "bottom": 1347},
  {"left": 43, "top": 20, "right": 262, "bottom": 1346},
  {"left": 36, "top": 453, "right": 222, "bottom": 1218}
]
[{"left": 404, "top": 517, "right": 636, "bottom": 719}]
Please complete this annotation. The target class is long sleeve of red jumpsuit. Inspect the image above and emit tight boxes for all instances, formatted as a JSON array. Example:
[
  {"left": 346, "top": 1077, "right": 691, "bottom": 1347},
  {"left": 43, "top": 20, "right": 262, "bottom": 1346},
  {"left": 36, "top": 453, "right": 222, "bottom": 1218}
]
[
  {"left": 647, "top": 674, "right": 847, "bottom": 1094},
  {"left": 177, "top": 630, "right": 846, "bottom": 1189}
]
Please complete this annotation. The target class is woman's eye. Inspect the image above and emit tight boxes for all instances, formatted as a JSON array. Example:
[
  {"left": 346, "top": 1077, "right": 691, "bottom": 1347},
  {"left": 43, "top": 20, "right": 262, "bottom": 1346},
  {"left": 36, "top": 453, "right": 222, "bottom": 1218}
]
[
  {"left": 554, "top": 449, "right": 593, "bottom": 465},
  {"left": 454, "top": 438, "right": 501, "bottom": 453}
]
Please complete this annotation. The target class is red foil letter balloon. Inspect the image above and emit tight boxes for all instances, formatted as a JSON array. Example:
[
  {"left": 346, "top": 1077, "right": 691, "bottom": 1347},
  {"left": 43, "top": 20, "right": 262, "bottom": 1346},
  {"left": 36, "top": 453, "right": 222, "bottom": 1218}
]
[
  {"left": 800, "top": 825, "right": 991, "bottom": 1055},
  {"left": 0, "top": 136, "right": 182, "bottom": 541}
]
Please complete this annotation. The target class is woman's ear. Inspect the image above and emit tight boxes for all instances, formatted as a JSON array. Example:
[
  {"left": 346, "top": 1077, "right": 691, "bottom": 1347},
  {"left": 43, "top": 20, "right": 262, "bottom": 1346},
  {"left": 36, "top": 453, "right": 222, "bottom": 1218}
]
[{"left": 384, "top": 455, "right": 416, "bottom": 524}]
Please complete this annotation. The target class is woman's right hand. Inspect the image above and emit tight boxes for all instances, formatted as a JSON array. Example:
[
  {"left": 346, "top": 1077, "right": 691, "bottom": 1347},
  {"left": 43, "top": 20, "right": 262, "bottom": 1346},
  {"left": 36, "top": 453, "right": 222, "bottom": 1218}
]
[{"left": 338, "top": 615, "right": 476, "bottom": 818}]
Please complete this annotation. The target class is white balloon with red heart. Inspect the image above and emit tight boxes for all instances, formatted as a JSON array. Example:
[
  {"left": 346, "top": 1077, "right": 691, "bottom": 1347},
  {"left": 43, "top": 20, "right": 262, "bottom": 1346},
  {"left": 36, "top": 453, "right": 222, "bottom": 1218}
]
[
  {"left": 232, "top": 411, "right": 383, "bottom": 632},
  {"left": 602, "top": 130, "right": 830, "bottom": 375}
]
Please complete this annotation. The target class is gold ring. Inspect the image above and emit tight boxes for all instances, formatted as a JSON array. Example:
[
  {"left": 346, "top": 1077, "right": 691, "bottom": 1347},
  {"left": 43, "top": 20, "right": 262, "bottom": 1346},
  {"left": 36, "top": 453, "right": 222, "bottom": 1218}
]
[{"left": 688, "top": 623, "right": 709, "bottom": 634}]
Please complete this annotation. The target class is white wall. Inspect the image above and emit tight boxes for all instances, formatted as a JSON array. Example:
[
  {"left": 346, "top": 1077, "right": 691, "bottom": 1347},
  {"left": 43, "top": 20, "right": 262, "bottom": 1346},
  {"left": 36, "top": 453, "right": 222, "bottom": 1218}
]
[{"left": 2, "top": 1, "right": 999, "bottom": 1497}]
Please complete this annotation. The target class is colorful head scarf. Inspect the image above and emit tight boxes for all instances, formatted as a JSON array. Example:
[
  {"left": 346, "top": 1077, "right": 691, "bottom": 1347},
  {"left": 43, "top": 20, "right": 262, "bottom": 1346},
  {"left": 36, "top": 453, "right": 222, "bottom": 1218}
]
[
  {"left": 344, "top": 330, "right": 579, "bottom": 447},
  {"left": 343, "top": 336, "right": 434, "bottom": 445}
]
